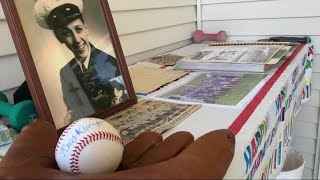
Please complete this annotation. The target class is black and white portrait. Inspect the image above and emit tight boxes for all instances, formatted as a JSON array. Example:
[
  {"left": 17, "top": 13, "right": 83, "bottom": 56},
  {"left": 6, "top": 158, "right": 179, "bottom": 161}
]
[{"left": 6, "top": 0, "right": 136, "bottom": 128}]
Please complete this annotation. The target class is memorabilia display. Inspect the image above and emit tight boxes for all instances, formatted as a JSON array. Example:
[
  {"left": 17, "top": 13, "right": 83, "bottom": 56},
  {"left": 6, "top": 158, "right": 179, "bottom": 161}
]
[
  {"left": 106, "top": 100, "right": 201, "bottom": 144},
  {"left": 1, "top": 0, "right": 137, "bottom": 129},
  {"left": 129, "top": 63, "right": 188, "bottom": 94},
  {"left": 147, "top": 54, "right": 185, "bottom": 65},
  {"left": 158, "top": 72, "right": 268, "bottom": 107},
  {"left": 175, "top": 45, "right": 290, "bottom": 72}
]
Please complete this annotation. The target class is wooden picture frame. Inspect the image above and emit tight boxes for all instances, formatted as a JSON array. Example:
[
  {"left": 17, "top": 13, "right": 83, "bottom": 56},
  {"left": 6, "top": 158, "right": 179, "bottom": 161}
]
[{"left": 1, "top": 0, "right": 137, "bottom": 129}]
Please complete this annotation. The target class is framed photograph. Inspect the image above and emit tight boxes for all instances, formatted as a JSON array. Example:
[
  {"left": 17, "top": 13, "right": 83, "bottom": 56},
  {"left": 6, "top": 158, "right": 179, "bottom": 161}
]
[{"left": 1, "top": 0, "right": 137, "bottom": 129}]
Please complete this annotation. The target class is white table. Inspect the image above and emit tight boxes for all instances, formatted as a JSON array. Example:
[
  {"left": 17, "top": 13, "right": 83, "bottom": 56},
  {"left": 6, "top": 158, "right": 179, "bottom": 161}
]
[{"left": 143, "top": 43, "right": 312, "bottom": 179}]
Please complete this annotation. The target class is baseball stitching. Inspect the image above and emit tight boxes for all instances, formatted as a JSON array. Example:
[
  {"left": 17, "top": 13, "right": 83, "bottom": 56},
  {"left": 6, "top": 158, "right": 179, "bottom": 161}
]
[
  {"left": 55, "top": 119, "right": 81, "bottom": 156},
  {"left": 69, "top": 131, "right": 123, "bottom": 173}
]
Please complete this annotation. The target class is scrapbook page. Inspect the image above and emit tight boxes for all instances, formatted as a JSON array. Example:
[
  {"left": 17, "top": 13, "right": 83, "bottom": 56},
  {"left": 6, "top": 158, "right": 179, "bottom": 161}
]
[
  {"left": 147, "top": 54, "right": 185, "bottom": 65},
  {"left": 106, "top": 100, "right": 201, "bottom": 143}
]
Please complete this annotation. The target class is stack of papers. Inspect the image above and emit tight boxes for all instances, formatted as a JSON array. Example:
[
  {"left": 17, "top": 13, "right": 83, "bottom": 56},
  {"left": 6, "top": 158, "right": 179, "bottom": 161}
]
[{"left": 175, "top": 44, "right": 291, "bottom": 72}]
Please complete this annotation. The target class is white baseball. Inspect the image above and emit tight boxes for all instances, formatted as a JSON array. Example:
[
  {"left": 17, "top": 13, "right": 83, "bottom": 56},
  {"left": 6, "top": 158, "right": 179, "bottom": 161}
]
[{"left": 55, "top": 118, "right": 124, "bottom": 174}]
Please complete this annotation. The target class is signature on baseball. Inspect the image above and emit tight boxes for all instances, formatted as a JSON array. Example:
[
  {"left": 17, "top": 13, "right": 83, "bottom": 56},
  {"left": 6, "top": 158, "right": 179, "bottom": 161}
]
[{"left": 59, "top": 120, "right": 104, "bottom": 156}]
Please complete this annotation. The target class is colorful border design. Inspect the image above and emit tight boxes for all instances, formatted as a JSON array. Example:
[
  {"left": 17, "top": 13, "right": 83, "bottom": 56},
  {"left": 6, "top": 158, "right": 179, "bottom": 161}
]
[{"left": 228, "top": 44, "right": 306, "bottom": 135}]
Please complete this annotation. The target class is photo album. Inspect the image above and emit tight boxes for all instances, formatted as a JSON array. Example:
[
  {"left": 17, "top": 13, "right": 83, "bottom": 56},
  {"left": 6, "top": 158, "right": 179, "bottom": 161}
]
[{"left": 175, "top": 44, "right": 291, "bottom": 72}]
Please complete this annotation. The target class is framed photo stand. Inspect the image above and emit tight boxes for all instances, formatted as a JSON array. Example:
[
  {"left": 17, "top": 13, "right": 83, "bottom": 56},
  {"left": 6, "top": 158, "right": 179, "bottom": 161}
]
[{"left": 1, "top": 0, "right": 137, "bottom": 129}]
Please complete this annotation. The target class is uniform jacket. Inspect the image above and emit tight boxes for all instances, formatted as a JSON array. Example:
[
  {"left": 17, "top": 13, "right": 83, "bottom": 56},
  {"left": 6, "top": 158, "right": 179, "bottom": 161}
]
[{"left": 60, "top": 44, "right": 127, "bottom": 124}]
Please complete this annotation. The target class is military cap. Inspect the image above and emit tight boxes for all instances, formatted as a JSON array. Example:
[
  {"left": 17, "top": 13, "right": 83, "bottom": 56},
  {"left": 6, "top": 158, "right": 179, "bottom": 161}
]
[{"left": 33, "top": 0, "right": 83, "bottom": 29}]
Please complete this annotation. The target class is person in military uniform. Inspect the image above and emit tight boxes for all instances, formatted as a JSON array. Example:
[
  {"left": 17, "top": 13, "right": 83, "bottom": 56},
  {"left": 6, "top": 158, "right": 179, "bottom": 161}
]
[{"left": 33, "top": 0, "right": 128, "bottom": 124}]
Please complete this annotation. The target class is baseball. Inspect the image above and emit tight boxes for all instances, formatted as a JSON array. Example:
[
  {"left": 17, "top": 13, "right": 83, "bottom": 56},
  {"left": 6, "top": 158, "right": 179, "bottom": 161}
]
[{"left": 55, "top": 118, "right": 124, "bottom": 174}]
